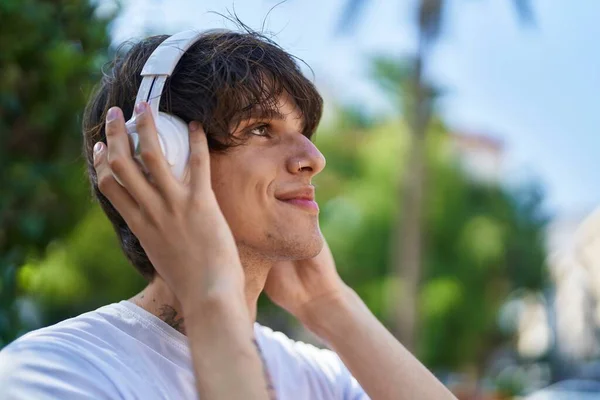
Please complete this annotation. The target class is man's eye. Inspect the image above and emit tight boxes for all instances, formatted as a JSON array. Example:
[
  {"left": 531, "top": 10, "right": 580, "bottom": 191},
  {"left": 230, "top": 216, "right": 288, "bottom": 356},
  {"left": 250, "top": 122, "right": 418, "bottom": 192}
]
[{"left": 248, "top": 124, "right": 271, "bottom": 137}]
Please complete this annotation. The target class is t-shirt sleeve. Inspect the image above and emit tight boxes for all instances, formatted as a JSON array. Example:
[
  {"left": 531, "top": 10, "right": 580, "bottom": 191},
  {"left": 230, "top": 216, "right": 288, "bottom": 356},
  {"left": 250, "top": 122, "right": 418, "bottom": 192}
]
[{"left": 0, "top": 340, "right": 121, "bottom": 400}]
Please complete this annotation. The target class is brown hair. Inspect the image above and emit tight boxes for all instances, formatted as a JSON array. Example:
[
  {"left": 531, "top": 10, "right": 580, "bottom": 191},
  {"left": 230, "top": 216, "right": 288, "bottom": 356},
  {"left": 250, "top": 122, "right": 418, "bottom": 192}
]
[{"left": 82, "top": 28, "right": 323, "bottom": 280}]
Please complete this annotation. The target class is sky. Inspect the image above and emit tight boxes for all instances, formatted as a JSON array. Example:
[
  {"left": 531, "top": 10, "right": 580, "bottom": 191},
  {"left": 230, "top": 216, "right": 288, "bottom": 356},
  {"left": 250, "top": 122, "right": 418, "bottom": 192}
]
[{"left": 104, "top": 0, "right": 600, "bottom": 217}]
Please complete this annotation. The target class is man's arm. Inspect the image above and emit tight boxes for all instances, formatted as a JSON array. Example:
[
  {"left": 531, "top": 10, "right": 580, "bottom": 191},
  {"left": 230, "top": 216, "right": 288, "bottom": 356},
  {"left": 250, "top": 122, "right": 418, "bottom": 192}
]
[
  {"left": 303, "top": 286, "right": 457, "bottom": 400},
  {"left": 94, "top": 103, "right": 269, "bottom": 399},
  {"left": 264, "top": 241, "right": 456, "bottom": 400},
  {"left": 183, "top": 291, "right": 270, "bottom": 399}
]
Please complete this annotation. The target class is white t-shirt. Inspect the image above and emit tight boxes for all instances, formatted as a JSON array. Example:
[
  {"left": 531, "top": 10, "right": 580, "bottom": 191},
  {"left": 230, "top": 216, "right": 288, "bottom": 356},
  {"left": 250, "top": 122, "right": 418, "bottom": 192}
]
[{"left": 0, "top": 301, "right": 367, "bottom": 399}]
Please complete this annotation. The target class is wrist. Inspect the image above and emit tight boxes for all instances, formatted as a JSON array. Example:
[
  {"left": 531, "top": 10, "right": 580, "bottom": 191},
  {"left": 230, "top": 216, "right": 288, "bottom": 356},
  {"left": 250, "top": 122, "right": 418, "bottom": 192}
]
[
  {"left": 180, "top": 276, "right": 247, "bottom": 321},
  {"left": 300, "top": 285, "right": 366, "bottom": 341}
]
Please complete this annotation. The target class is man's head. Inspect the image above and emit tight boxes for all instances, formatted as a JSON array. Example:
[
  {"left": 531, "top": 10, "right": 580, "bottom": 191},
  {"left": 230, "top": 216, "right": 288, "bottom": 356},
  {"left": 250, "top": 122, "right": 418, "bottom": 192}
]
[{"left": 83, "top": 29, "right": 325, "bottom": 281}]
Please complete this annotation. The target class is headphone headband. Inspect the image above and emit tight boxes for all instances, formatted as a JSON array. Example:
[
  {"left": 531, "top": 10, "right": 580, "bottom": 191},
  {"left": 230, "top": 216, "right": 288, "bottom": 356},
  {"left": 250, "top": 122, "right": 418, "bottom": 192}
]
[
  {"left": 126, "top": 29, "right": 221, "bottom": 181},
  {"left": 141, "top": 30, "right": 205, "bottom": 76},
  {"left": 134, "top": 30, "right": 204, "bottom": 117}
]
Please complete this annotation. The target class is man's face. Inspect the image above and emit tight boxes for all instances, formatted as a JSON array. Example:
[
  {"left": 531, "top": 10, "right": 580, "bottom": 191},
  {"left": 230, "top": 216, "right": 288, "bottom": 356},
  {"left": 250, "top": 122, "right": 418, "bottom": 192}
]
[{"left": 209, "top": 93, "right": 326, "bottom": 261}]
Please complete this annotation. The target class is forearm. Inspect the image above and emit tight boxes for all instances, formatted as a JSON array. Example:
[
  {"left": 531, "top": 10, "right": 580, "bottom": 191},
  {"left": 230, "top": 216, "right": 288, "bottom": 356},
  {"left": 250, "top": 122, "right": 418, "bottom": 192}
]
[
  {"left": 183, "top": 291, "right": 270, "bottom": 400},
  {"left": 305, "top": 287, "right": 456, "bottom": 400}
]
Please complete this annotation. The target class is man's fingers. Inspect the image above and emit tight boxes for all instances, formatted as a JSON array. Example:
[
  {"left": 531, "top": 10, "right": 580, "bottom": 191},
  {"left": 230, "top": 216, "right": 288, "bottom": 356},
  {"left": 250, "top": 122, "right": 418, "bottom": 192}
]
[
  {"left": 105, "top": 106, "right": 158, "bottom": 207},
  {"left": 134, "top": 102, "right": 180, "bottom": 199},
  {"left": 188, "top": 122, "right": 212, "bottom": 196},
  {"left": 93, "top": 141, "right": 142, "bottom": 230}
]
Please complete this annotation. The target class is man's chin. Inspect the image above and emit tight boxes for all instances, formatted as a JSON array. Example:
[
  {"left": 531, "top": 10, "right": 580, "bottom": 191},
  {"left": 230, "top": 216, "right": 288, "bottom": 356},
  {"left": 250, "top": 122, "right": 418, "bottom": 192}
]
[
  {"left": 307, "top": 234, "right": 325, "bottom": 258},
  {"left": 287, "top": 231, "right": 324, "bottom": 260},
  {"left": 265, "top": 227, "right": 322, "bottom": 261}
]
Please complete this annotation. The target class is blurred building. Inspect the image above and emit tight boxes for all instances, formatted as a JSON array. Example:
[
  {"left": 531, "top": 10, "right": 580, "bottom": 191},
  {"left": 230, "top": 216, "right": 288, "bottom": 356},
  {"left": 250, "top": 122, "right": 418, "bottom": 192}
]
[
  {"left": 447, "top": 132, "right": 504, "bottom": 184},
  {"left": 495, "top": 207, "right": 600, "bottom": 388},
  {"left": 545, "top": 208, "right": 600, "bottom": 366},
  {"left": 446, "top": 130, "right": 600, "bottom": 375}
]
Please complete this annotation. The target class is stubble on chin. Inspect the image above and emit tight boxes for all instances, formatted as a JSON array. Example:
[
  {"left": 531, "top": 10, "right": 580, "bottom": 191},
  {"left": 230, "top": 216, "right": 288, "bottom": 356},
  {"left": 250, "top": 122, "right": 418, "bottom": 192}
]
[{"left": 236, "top": 222, "right": 323, "bottom": 263}]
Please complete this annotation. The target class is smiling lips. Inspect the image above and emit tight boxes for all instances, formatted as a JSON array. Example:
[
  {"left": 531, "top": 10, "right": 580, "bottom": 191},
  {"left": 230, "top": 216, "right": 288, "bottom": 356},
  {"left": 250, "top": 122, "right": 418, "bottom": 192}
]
[{"left": 275, "top": 186, "right": 319, "bottom": 213}]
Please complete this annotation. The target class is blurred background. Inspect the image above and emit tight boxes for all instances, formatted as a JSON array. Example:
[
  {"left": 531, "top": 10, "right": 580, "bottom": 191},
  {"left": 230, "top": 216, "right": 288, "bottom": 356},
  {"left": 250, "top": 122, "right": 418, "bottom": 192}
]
[{"left": 1, "top": 0, "right": 599, "bottom": 398}]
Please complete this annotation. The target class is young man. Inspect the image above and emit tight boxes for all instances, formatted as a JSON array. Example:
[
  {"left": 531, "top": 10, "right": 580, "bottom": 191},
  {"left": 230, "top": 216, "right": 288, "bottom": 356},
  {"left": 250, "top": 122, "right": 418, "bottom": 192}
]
[{"left": 0, "top": 30, "right": 456, "bottom": 399}]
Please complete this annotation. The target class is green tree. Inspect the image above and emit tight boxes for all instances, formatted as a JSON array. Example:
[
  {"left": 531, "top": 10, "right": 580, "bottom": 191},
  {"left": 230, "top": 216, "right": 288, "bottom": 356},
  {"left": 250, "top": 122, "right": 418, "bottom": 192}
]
[
  {"left": 0, "top": 0, "right": 115, "bottom": 346},
  {"left": 15, "top": 93, "right": 548, "bottom": 381},
  {"left": 315, "top": 107, "right": 547, "bottom": 375},
  {"left": 338, "top": 0, "right": 534, "bottom": 351}
]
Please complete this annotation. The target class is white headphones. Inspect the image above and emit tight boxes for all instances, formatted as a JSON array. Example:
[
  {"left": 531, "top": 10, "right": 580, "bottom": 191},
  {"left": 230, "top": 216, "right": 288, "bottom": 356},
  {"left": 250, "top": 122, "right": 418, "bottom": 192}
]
[{"left": 125, "top": 30, "right": 206, "bottom": 180}]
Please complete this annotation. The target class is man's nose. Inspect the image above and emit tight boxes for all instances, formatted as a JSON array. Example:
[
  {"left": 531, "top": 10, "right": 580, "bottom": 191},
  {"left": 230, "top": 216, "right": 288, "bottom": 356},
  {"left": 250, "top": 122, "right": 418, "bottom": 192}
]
[{"left": 288, "top": 136, "right": 326, "bottom": 176}]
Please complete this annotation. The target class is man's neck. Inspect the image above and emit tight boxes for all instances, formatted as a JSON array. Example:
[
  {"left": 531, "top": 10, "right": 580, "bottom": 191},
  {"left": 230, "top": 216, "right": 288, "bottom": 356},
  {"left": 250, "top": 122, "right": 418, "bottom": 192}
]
[{"left": 129, "top": 254, "right": 273, "bottom": 335}]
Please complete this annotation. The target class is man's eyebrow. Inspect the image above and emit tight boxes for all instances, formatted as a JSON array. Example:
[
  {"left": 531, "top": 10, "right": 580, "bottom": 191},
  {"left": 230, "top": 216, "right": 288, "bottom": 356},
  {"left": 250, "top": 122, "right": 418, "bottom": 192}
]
[{"left": 231, "top": 107, "right": 286, "bottom": 125}]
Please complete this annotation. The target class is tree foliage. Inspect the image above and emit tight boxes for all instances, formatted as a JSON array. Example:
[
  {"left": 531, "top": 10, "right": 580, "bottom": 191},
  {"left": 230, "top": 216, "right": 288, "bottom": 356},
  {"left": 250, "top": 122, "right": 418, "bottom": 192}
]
[
  {"left": 0, "top": 0, "right": 115, "bottom": 345},
  {"left": 0, "top": 3, "right": 548, "bottom": 380},
  {"left": 315, "top": 111, "right": 548, "bottom": 371}
]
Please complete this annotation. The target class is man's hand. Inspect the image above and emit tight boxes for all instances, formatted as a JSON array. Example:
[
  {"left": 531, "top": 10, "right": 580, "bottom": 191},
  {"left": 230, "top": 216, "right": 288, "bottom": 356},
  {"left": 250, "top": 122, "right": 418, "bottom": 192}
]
[
  {"left": 92, "top": 103, "right": 270, "bottom": 399},
  {"left": 263, "top": 238, "right": 350, "bottom": 328},
  {"left": 266, "top": 239, "right": 458, "bottom": 400},
  {"left": 93, "top": 103, "right": 244, "bottom": 307}
]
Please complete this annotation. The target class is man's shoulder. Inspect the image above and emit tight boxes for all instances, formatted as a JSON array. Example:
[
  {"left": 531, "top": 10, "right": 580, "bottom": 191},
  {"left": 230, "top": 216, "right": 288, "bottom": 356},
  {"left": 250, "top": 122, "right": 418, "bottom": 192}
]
[
  {"left": 0, "top": 302, "right": 128, "bottom": 374},
  {"left": 255, "top": 323, "right": 347, "bottom": 379},
  {"left": 2, "top": 302, "right": 141, "bottom": 371},
  {"left": 0, "top": 302, "right": 149, "bottom": 399},
  {"left": 255, "top": 324, "right": 368, "bottom": 399},
  {"left": 0, "top": 329, "right": 107, "bottom": 377},
  {"left": 255, "top": 323, "right": 330, "bottom": 356},
  {"left": 0, "top": 306, "right": 122, "bottom": 399},
  {"left": 4, "top": 302, "right": 126, "bottom": 352},
  {"left": 0, "top": 336, "right": 127, "bottom": 399}
]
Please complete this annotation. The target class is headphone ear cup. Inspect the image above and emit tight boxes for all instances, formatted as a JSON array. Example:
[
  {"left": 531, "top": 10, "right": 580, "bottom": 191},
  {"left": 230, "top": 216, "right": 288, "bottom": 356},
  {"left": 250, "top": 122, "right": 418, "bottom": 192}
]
[
  {"left": 125, "top": 112, "right": 190, "bottom": 180},
  {"left": 154, "top": 112, "right": 190, "bottom": 180}
]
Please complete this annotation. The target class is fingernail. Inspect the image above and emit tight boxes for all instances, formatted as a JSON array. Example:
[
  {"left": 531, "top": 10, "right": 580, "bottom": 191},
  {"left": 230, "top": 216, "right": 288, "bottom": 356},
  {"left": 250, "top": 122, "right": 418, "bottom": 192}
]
[
  {"left": 135, "top": 102, "right": 147, "bottom": 115},
  {"left": 106, "top": 107, "right": 118, "bottom": 122},
  {"left": 189, "top": 121, "right": 199, "bottom": 131},
  {"left": 93, "top": 142, "right": 104, "bottom": 155}
]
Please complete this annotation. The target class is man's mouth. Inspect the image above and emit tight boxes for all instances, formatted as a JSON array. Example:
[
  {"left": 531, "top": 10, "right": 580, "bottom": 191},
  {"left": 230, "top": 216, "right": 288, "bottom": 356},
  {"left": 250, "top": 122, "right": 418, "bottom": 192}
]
[
  {"left": 280, "top": 198, "right": 319, "bottom": 212},
  {"left": 275, "top": 186, "right": 319, "bottom": 213}
]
